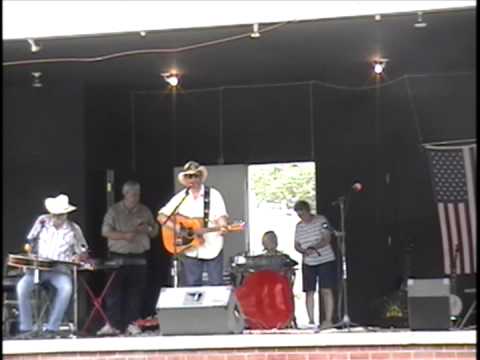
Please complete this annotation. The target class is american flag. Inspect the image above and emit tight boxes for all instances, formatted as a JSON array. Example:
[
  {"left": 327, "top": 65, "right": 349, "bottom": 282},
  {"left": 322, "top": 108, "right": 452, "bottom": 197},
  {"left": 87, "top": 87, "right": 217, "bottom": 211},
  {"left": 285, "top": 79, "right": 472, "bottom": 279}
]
[{"left": 425, "top": 143, "right": 476, "bottom": 275}]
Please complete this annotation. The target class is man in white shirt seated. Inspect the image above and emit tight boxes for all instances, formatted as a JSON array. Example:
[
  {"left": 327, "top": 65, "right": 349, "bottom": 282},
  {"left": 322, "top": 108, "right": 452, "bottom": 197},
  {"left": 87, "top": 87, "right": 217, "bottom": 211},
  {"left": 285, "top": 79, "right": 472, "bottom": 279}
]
[{"left": 16, "top": 194, "right": 89, "bottom": 339}]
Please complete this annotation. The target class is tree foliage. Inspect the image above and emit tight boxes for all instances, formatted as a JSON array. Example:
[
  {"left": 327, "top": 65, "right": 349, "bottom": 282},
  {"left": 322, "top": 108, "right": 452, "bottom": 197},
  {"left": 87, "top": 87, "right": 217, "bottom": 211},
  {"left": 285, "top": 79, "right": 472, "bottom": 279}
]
[{"left": 251, "top": 163, "right": 316, "bottom": 211}]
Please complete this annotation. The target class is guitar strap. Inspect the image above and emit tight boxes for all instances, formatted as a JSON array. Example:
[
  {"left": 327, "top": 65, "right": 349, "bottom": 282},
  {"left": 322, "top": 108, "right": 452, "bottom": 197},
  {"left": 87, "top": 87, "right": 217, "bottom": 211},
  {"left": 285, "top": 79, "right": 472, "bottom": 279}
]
[{"left": 203, "top": 186, "right": 210, "bottom": 227}]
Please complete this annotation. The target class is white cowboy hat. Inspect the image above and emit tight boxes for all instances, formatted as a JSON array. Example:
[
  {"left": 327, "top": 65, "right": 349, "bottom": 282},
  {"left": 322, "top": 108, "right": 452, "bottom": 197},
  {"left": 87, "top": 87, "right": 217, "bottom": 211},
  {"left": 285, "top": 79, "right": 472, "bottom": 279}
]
[
  {"left": 177, "top": 161, "right": 208, "bottom": 187},
  {"left": 44, "top": 194, "right": 77, "bottom": 215}
]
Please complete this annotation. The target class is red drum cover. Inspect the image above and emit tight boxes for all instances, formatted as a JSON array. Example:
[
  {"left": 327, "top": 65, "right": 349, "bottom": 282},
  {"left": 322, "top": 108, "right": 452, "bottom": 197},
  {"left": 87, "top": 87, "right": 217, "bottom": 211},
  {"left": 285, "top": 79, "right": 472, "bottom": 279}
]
[{"left": 235, "top": 270, "right": 294, "bottom": 329}]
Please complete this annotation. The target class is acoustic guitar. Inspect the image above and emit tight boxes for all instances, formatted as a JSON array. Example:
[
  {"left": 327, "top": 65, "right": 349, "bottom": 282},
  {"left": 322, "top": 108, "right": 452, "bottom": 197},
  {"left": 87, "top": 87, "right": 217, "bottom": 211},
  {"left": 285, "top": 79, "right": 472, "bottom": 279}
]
[{"left": 162, "top": 214, "right": 245, "bottom": 258}]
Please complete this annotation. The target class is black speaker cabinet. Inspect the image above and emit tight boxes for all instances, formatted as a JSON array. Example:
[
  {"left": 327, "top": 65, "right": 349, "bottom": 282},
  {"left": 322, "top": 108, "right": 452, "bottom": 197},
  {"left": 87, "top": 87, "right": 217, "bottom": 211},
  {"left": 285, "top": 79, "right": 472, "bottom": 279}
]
[
  {"left": 407, "top": 278, "right": 451, "bottom": 330},
  {"left": 156, "top": 286, "right": 245, "bottom": 335}
]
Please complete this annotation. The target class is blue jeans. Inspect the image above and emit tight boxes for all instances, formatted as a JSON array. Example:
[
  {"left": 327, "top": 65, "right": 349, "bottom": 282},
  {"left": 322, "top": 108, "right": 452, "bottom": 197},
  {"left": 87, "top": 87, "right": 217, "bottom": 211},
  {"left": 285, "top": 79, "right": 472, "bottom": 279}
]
[
  {"left": 181, "top": 252, "right": 224, "bottom": 286},
  {"left": 16, "top": 268, "right": 72, "bottom": 332}
]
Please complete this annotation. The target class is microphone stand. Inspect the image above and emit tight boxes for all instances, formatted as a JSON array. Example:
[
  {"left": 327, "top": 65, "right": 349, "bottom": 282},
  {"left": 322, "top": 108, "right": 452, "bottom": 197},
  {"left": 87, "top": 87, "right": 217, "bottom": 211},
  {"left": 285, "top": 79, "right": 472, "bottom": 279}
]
[
  {"left": 322, "top": 195, "right": 360, "bottom": 331},
  {"left": 161, "top": 188, "right": 190, "bottom": 288},
  {"left": 30, "top": 221, "right": 45, "bottom": 337}
]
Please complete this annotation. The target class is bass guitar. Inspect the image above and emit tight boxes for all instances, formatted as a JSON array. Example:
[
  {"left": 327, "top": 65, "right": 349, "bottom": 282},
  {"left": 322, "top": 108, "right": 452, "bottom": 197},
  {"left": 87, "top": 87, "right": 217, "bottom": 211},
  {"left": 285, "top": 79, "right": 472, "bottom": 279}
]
[{"left": 162, "top": 214, "right": 245, "bottom": 258}]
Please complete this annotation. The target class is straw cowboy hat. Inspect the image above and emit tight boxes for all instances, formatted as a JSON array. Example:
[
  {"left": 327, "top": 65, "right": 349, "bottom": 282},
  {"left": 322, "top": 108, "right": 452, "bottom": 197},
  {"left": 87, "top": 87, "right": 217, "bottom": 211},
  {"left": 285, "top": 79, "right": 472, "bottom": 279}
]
[
  {"left": 177, "top": 161, "right": 208, "bottom": 187},
  {"left": 44, "top": 194, "right": 77, "bottom": 215}
]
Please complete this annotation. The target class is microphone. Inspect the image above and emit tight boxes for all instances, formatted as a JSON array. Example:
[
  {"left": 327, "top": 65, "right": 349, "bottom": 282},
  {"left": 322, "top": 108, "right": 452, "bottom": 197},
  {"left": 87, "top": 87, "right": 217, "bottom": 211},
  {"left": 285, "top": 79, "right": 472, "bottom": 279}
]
[
  {"left": 332, "top": 181, "right": 364, "bottom": 206},
  {"left": 352, "top": 182, "right": 364, "bottom": 192}
]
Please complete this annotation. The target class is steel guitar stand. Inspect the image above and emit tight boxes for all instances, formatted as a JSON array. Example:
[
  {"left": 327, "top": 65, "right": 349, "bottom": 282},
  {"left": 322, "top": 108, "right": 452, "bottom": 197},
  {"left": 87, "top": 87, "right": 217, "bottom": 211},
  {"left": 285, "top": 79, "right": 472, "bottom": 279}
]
[
  {"left": 31, "top": 256, "right": 44, "bottom": 337},
  {"left": 162, "top": 188, "right": 190, "bottom": 288},
  {"left": 318, "top": 195, "right": 360, "bottom": 332}
]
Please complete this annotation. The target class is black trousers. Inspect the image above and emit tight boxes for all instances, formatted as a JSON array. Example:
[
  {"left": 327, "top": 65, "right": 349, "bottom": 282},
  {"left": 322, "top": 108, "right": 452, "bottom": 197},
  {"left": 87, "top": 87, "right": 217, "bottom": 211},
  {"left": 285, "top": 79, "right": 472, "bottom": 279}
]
[{"left": 104, "top": 264, "right": 147, "bottom": 331}]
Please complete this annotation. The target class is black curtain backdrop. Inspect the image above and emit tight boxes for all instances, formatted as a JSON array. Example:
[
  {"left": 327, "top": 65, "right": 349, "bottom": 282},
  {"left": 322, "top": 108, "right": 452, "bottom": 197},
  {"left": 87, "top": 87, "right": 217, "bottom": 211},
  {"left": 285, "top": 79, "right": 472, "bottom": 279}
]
[
  {"left": 3, "top": 84, "right": 86, "bottom": 254},
  {"left": 3, "top": 72, "right": 475, "bottom": 326}
]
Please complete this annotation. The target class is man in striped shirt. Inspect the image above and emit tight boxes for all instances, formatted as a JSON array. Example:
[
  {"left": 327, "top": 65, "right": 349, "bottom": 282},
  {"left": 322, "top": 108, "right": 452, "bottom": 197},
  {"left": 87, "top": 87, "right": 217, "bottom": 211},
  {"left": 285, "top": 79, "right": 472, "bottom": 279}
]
[{"left": 294, "top": 200, "right": 336, "bottom": 328}]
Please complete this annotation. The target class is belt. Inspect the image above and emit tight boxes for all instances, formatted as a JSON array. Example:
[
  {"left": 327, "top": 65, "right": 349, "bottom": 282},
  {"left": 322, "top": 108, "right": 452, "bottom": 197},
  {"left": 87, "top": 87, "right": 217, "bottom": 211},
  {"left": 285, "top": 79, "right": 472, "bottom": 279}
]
[{"left": 107, "top": 252, "right": 147, "bottom": 266}]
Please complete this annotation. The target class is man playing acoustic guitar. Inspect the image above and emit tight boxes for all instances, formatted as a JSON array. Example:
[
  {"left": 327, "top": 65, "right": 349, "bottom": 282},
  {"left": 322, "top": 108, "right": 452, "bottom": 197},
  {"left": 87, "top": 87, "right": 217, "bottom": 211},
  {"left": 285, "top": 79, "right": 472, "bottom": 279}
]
[{"left": 158, "top": 161, "right": 230, "bottom": 287}]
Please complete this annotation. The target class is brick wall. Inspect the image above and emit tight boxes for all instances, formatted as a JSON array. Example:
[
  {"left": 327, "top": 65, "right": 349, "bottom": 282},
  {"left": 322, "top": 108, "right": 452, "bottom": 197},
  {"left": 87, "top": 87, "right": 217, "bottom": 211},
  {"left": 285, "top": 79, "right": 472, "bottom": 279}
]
[{"left": 3, "top": 345, "right": 476, "bottom": 360}]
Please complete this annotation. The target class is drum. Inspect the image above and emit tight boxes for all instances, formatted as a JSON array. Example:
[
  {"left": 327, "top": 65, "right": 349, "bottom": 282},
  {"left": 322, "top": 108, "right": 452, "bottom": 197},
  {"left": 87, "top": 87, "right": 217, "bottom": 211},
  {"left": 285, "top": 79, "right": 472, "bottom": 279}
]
[{"left": 235, "top": 270, "right": 294, "bottom": 329}]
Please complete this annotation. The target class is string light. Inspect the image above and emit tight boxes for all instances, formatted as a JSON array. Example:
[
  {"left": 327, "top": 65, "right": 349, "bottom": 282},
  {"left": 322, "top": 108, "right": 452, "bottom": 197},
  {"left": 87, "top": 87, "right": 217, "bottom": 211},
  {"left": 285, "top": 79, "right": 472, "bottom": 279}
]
[
  {"left": 250, "top": 23, "right": 261, "bottom": 39},
  {"left": 414, "top": 11, "right": 428, "bottom": 28},
  {"left": 27, "top": 39, "right": 41, "bottom": 53},
  {"left": 32, "top": 72, "right": 43, "bottom": 87}
]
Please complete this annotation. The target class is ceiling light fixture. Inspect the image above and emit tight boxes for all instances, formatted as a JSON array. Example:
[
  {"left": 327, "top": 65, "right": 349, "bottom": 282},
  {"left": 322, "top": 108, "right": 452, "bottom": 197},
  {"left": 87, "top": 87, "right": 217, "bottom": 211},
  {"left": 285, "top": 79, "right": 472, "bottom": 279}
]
[
  {"left": 162, "top": 71, "right": 179, "bottom": 87},
  {"left": 32, "top": 72, "right": 43, "bottom": 87},
  {"left": 374, "top": 14, "right": 382, "bottom": 22},
  {"left": 139, "top": 31, "right": 147, "bottom": 37},
  {"left": 373, "top": 58, "right": 389, "bottom": 75},
  {"left": 250, "top": 23, "right": 261, "bottom": 39},
  {"left": 414, "top": 11, "right": 427, "bottom": 28},
  {"left": 27, "top": 38, "right": 41, "bottom": 53}
]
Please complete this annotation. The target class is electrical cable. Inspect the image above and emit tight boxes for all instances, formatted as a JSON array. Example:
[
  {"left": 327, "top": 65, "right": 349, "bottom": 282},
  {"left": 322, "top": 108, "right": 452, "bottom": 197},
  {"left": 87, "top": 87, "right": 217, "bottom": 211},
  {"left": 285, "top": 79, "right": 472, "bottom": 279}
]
[{"left": 3, "top": 22, "right": 289, "bottom": 67}]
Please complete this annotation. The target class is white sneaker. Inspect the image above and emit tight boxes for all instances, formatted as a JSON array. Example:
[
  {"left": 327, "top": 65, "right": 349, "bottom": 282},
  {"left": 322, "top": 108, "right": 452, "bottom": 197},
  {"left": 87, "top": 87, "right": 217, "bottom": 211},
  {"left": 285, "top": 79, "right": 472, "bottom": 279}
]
[
  {"left": 125, "top": 323, "right": 142, "bottom": 336},
  {"left": 96, "top": 323, "right": 120, "bottom": 336}
]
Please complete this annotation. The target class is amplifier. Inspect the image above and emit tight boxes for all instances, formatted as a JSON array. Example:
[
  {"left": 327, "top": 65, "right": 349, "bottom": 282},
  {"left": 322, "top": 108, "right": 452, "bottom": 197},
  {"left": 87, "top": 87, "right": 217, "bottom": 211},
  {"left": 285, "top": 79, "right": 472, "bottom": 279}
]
[
  {"left": 156, "top": 286, "right": 245, "bottom": 335},
  {"left": 407, "top": 278, "right": 451, "bottom": 330}
]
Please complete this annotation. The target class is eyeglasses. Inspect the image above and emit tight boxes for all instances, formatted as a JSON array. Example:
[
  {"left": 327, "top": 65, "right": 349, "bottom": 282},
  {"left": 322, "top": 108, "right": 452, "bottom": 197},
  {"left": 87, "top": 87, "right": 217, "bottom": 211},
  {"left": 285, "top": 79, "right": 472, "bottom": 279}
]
[{"left": 185, "top": 173, "right": 200, "bottom": 179}]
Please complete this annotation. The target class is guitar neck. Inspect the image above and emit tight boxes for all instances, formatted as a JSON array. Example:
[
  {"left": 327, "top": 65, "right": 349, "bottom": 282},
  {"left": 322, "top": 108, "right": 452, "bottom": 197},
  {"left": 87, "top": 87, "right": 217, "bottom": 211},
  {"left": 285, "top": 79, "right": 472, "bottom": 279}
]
[{"left": 199, "top": 226, "right": 225, "bottom": 235}]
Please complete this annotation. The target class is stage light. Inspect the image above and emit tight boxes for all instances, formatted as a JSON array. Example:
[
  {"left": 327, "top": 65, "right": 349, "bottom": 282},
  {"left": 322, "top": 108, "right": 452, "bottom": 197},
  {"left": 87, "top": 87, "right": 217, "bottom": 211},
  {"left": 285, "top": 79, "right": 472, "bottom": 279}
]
[
  {"left": 162, "top": 71, "right": 179, "bottom": 87},
  {"left": 373, "top": 58, "right": 388, "bottom": 76},
  {"left": 374, "top": 63, "right": 384, "bottom": 75},
  {"left": 27, "top": 38, "right": 41, "bottom": 53},
  {"left": 32, "top": 72, "right": 43, "bottom": 87},
  {"left": 250, "top": 23, "right": 260, "bottom": 39},
  {"left": 414, "top": 11, "right": 427, "bottom": 28}
]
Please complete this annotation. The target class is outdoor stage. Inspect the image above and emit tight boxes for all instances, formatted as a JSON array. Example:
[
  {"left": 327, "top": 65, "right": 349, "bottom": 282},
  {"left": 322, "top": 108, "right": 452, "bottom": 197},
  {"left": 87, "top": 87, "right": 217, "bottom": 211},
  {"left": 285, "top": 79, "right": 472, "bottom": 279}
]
[{"left": 3, "top": 328, "right": 476, "bottom": 360}]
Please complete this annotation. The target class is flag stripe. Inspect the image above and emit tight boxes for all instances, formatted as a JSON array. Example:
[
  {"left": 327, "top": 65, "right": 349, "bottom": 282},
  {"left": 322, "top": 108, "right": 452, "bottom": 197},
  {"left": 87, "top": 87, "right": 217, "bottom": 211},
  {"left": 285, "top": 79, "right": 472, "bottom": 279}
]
[
  {"left": 447, "top": 203, "right": 461, "bottom": 274},
  {"left": 457, "top": 203, "right": 471, "bottom": 273},
  {"left": 464, "top": 146, "right": 476, "bottom": 272},
  {"left": 438, "top": 203, "right": 451, "bottom": 274}
]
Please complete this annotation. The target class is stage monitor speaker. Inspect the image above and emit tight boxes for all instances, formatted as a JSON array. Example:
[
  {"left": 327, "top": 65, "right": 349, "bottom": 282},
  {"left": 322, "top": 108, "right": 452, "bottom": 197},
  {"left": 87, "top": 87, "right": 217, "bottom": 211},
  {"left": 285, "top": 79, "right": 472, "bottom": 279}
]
[
  {"left": 156, "top": 286, "right": 245, "bottom": 335},
  {"left": 407, "top": 278, "right": 451, "bottom": 330}
]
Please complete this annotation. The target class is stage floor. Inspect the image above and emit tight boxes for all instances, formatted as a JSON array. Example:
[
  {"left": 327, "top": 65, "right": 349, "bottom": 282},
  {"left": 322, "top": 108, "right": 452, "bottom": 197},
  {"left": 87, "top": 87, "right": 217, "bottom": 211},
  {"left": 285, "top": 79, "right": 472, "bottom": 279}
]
[{"left": 3, "top": 327, "right": 476, "bottom": 355}]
